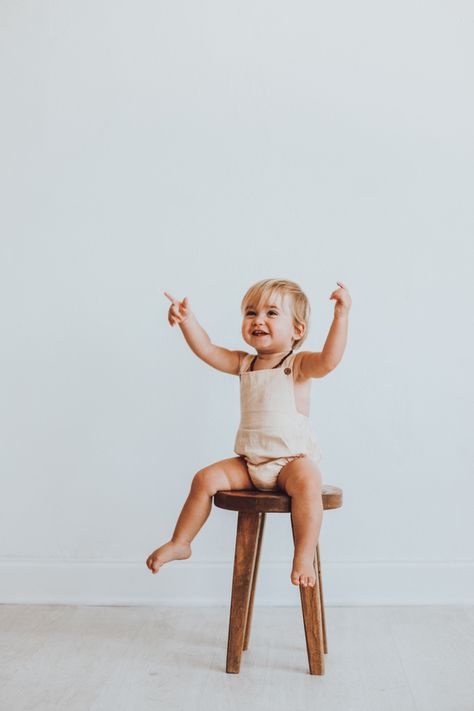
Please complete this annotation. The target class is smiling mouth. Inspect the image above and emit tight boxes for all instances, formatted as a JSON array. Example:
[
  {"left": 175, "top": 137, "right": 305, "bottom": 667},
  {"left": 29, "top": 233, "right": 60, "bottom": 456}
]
[{"left": 252, "top": 331, "right": 269, "bottom": 336}]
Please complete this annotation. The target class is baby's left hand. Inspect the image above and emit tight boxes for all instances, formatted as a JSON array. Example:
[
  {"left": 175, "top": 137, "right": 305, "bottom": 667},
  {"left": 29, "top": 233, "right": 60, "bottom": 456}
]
[{"left": 330, "top": 281, "right": 352, "bottom": 317}]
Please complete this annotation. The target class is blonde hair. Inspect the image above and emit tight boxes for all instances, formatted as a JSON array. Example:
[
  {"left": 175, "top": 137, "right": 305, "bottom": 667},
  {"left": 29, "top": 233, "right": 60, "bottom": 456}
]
[{"left": 241, "top": 278, "right": 310, "bottom": 350}]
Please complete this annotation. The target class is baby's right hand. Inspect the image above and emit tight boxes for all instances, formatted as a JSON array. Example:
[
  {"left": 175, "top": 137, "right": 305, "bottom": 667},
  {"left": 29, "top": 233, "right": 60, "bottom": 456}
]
[{"left": 164, "top": 291, "right": 190, "bottom": 326}]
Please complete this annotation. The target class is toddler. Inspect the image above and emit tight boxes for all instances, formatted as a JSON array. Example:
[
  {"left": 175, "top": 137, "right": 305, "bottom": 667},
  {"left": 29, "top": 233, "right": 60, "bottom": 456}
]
[{"left": 146, "top": 278, "right": 351, "bottom": 587}]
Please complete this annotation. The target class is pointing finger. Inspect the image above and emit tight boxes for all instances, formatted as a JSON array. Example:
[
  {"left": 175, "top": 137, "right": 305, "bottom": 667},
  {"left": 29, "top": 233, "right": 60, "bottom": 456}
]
[{"left": 164, "top": 291, "right": 177, "bottom": 303}]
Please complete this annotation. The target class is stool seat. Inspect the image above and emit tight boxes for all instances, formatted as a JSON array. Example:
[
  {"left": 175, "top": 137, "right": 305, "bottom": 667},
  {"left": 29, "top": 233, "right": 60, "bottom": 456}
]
[
  {"left": 213, "top": 483, "right": 343, "bottom": 675},
  {"left": 214, "top": 485, "right": 343, "bottom": 513}
]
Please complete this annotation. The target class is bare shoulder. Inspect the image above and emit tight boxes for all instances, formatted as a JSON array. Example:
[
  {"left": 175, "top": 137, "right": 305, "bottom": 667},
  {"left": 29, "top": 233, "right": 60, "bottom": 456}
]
[
  {"left": 200, "top": 346, "right": 249, "bottom": 375},
  {"left": 237, "top": 351, "right": 250, "bottom": 374},
  {"left": 292, "top": 351, "right": 308, "bottom": 383},
  {"left": 293, "top": 350, "right": 332, "bottom": 382}
]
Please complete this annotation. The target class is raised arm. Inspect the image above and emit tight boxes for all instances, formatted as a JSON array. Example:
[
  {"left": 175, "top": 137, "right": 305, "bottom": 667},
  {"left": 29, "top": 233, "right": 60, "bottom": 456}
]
[
  {"left": 320, "top": 312, "right": 349, "bottom": 369},
  {"left": 297, "top": 281, "right": 351, "bottom": 379},
  {"left": 164, "top": 292, "right": 244, "bottom": 375},
  {"left": 321, "top": 281, "right": 351, "bottom": 368}
]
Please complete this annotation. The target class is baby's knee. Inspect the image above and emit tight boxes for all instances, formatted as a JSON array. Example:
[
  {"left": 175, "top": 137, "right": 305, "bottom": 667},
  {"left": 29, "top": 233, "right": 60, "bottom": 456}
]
[
  {"left": 191, "top": 468, "right": 221, "bottom": 496},
  {"left": 290, "top": 469, "right": 322, "bottom": 497}
]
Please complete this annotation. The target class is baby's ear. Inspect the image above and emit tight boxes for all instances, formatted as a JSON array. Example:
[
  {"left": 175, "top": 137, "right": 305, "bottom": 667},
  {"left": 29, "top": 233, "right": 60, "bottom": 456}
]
[{"left": 294, "top": 323, "right": 305, "bottom": 339}]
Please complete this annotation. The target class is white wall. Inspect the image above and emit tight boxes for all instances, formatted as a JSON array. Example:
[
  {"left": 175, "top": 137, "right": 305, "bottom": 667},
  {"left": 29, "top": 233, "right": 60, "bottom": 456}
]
[{"left": 1, "top": 0, "right": 472, "bottom": 605}]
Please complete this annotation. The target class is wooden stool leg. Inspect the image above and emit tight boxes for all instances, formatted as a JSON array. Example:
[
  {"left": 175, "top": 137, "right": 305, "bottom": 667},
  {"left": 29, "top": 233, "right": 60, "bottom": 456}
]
[
  {"left": 243, "top": 512, "right": 266, "bottom": 651},
  {"left": 316, "top": 543, "right": 328, "bottom": 654},
  {"left": 291, "top": 515, "right": 325, "bottom": 675},
  {"left": 226, "top": 511, "right": 261, "bottom": 673}
]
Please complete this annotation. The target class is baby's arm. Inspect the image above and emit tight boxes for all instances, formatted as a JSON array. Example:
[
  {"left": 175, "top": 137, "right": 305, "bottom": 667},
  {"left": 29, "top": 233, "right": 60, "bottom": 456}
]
[
  {"left": 164, "top": 292, "right": 244, "bottom": 375},
  {"left": 321, "top": 312, "right": 348, "bottom": 369},
  {"left": 297, "top": 282, "right": 351, "bottom": 379},
  {"left": 321, "top": 281, "right": 351, "bottom": 369}
]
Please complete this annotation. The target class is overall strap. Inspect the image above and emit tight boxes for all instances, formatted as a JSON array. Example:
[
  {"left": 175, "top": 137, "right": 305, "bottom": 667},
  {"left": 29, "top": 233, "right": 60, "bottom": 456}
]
[{"left": 249, "top": 349, "right": 294, "bottom": 372}]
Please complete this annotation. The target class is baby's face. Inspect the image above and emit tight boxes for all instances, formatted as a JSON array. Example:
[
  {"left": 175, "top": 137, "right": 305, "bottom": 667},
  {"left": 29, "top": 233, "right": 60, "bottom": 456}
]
[{"left": 242, "top": 293, "right": 303, "bottom": 353}]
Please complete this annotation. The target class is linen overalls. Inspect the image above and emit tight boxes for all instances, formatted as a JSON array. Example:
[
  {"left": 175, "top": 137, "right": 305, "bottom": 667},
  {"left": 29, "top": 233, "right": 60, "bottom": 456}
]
[{"left": 234, "top": 349, "right": 322, "bottom": 491}]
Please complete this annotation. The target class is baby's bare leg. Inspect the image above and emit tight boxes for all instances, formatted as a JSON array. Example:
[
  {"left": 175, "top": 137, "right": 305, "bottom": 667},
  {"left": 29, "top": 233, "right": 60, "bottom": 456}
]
[
  {"left": 277, "top": 457, "right": 323, "bottom": 587},
  {"left": 146, "top": 456, "right": 254, "bottom": 573}
]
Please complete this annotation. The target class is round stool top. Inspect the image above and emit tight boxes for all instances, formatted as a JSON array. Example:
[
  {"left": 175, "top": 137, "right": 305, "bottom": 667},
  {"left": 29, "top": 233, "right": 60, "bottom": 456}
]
[{"left": 213, "top": 485, "right": 343, "bottom": 513}]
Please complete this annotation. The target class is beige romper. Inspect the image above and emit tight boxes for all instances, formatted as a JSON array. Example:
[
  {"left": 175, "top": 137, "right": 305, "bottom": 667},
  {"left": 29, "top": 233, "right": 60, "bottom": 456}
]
[{"left": 234, "top": 349, "right": 322, "bottom": 491}]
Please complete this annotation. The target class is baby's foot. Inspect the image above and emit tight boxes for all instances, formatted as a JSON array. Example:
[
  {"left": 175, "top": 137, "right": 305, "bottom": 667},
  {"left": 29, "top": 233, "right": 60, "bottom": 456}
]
[
  {"left": 291, "top": 553, "right": 317, "bottom": 588},
  {"left": 146, "top": 540, "right": 191, "bottom": 574}
]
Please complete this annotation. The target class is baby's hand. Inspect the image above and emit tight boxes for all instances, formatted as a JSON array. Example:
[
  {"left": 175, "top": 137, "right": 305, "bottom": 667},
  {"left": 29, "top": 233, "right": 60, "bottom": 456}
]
[
  {"left": 329, "top": 281, "right": 352, "bottom": 317},
  {"left": 164, "top": 291, "right": 191, "bottom": 326}
]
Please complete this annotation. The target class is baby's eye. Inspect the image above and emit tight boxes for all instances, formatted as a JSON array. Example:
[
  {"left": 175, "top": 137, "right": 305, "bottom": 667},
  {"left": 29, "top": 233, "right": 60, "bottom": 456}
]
[{"left": 245, "top": 310, "right": 278, "bottom": 316}]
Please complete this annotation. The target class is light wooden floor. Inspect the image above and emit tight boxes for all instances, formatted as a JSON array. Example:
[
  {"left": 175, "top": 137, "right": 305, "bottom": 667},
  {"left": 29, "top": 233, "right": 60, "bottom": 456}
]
[{"left": 1, "top": 604, "right": 473, "bottom": 710}]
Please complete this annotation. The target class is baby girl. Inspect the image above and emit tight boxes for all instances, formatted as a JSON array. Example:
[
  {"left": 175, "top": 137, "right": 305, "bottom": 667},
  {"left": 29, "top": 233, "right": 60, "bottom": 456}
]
[{"left": 146, "top": 278, "right": 351, "bottom": 587}]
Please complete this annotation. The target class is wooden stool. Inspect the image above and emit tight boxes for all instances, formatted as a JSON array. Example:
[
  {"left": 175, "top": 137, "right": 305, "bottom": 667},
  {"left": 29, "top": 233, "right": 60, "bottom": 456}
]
[{"left": 213, "top": 485, "right": 343, "bottom": 675}]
